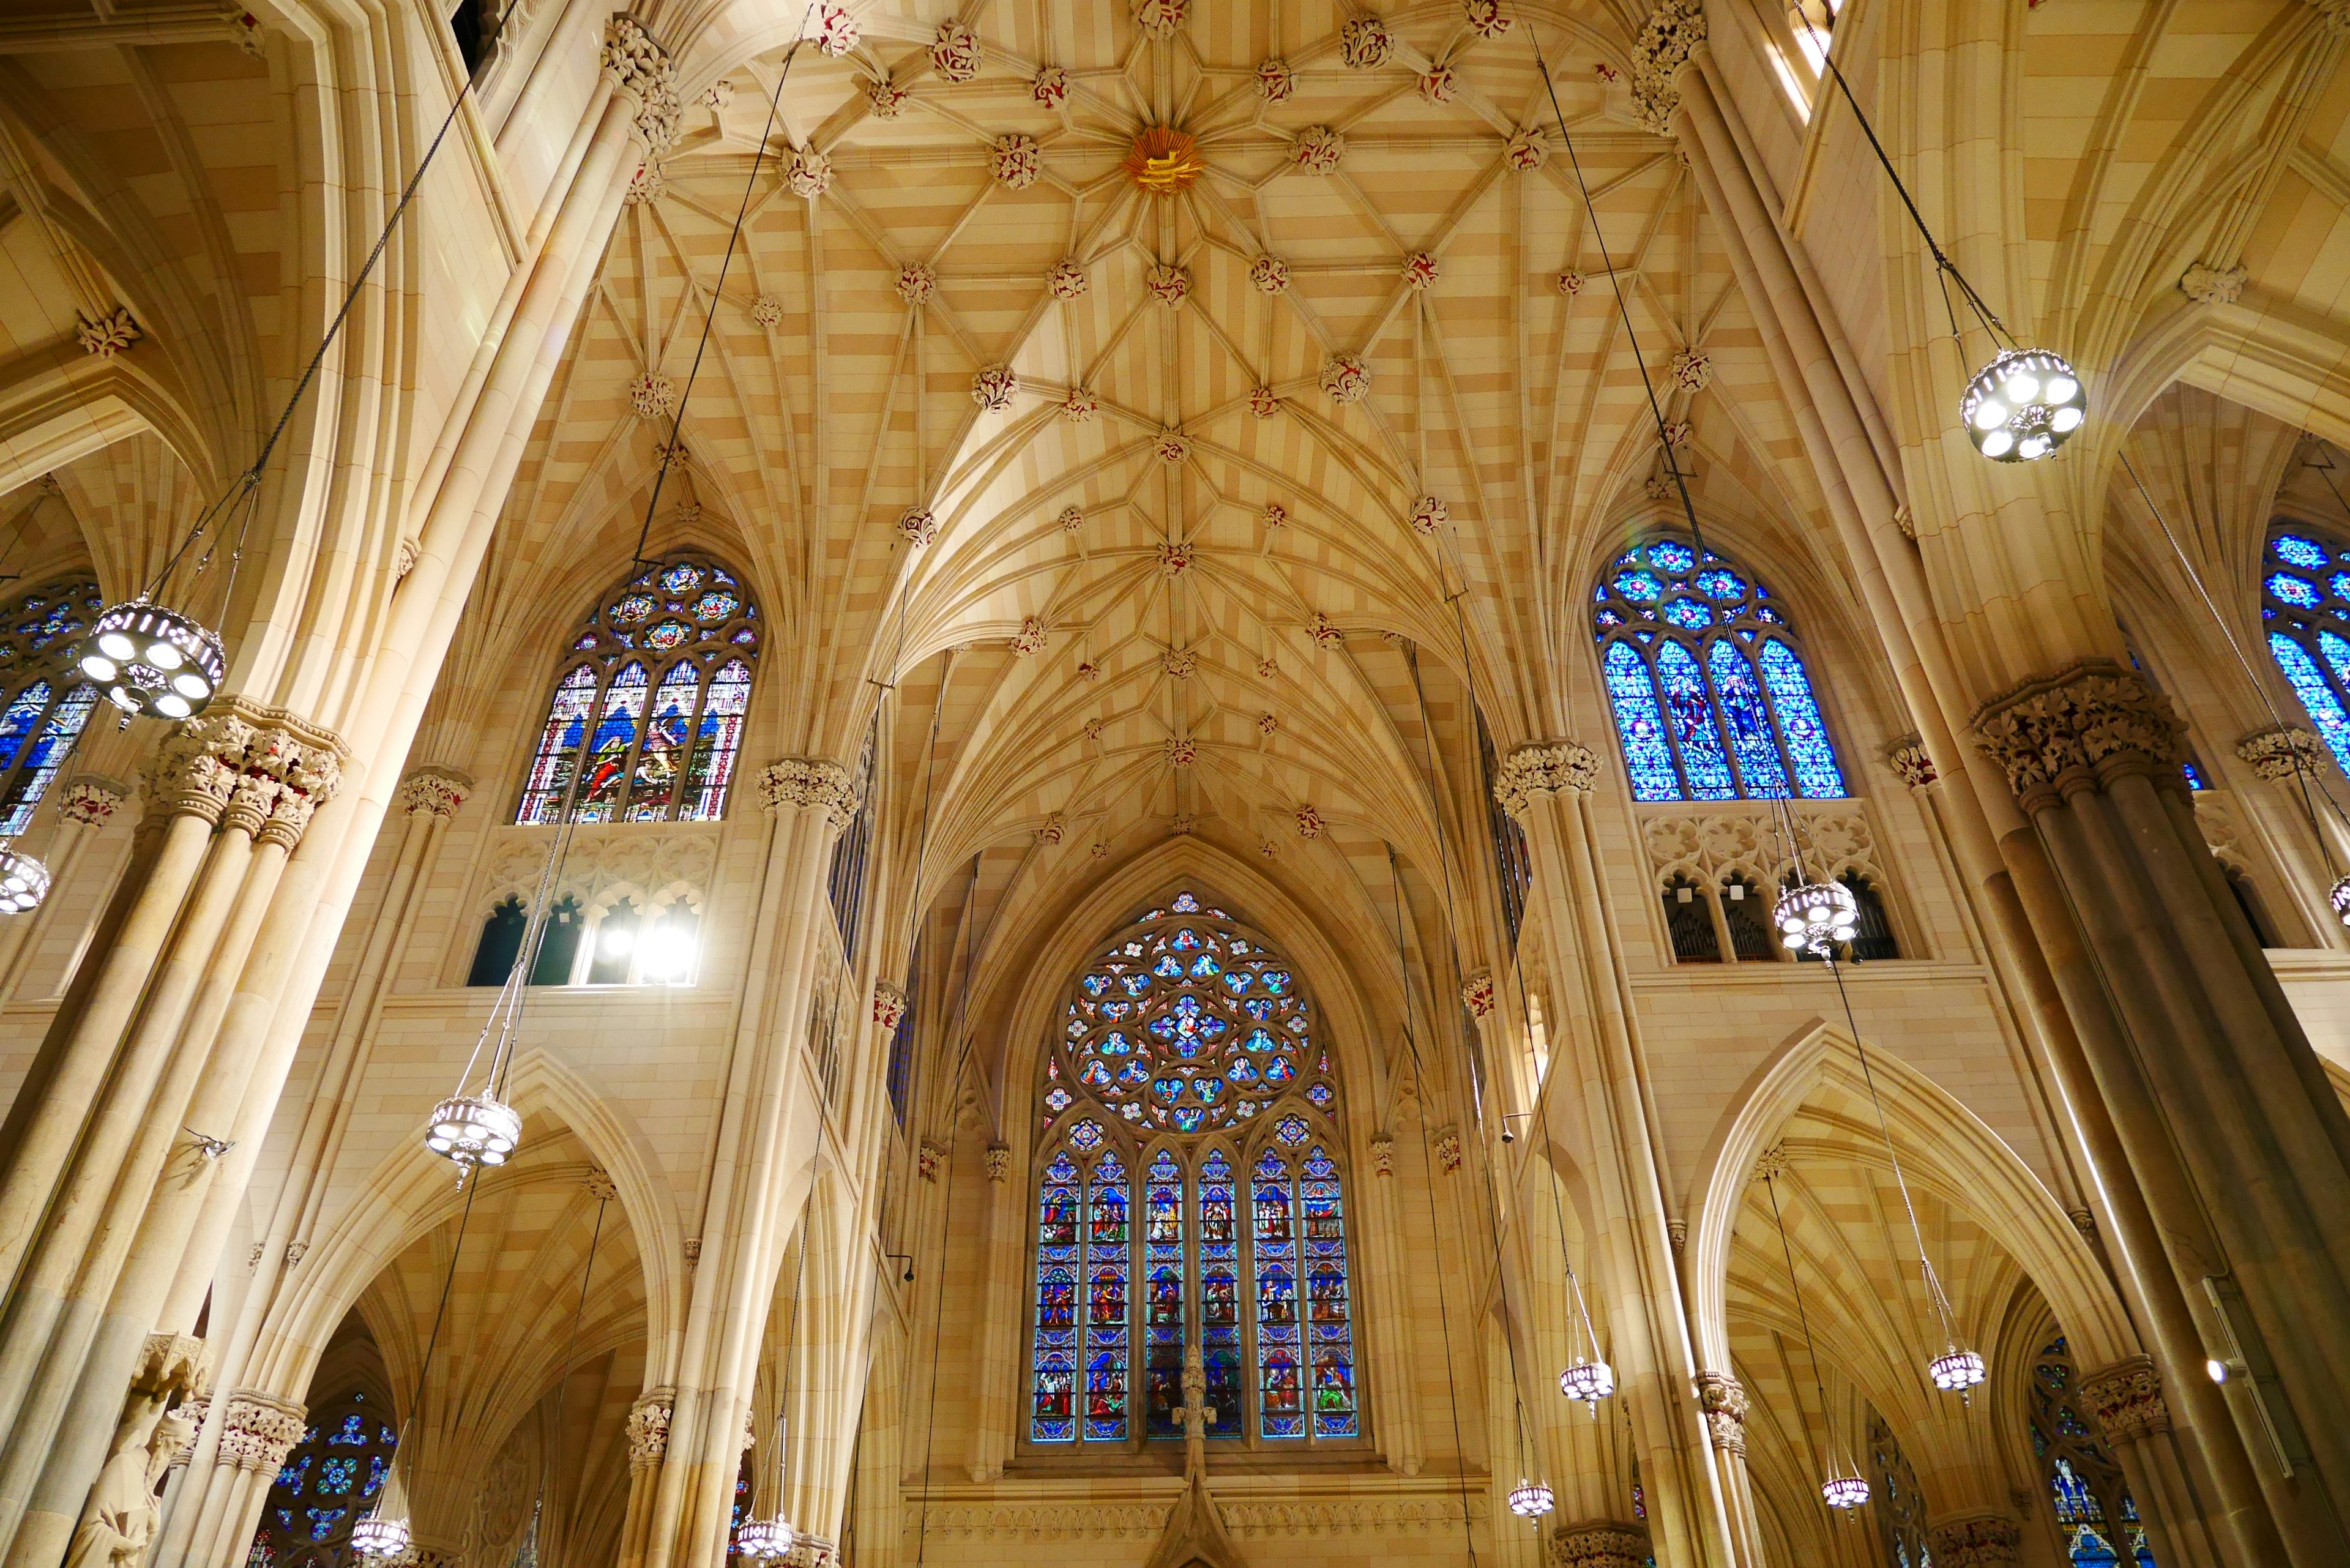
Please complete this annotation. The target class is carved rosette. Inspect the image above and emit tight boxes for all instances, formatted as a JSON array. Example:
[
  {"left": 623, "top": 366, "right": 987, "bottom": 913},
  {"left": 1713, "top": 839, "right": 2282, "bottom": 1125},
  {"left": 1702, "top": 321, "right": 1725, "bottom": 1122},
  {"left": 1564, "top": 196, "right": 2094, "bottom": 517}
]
[
  {"left": 984, "top": 1144, "right": 1010, "bottom": 1182},
  {"left": 1551, "top": 1520, "right": 1650, "bottom": 1568},
  {"left": 918, "top": 1141, "right": 945, "bottom": 1182},
  {"left": 601, "top": 17, "right": 682, "bottom": 156},
  {"left": 1884, "top": 734, "right": 1938, "bottom": 790},
  {"left": 399, "top": 767, "right": 471, "bottom": 820},
  {"left": 1318, "top": 353, "right": 1369, "bottom": 403},
  {"left": 2078, "top": 1356, "right": 2170, "bottom": 1445},
  {"left": 1926, "top": 1514, "right": 2024, "bottom": 1566},
  {"left": 2236, "top": 723, "right": 2324, "bottom": 782},
  {"left": 1971, "top": 662, "right": 2184, "bottom": 811},
  {"left": 1494, "top": 739, "right": 1600, "bottom": 817},
  {"left": 58, "top": 775, "right": 129, "bottom": 827},
  {"left": 1627, "top": 0, "right": 1706, "bottom": 135},
  {"left": 143, "top": 701, "right": 345, "bottom": 848},
  {"left": 1694, "top": 1371, "right": 1748, "bottom": 1456},
  {"left": 218, "top": 1391, "right": 308, "bottom": 1471},
  {"left": 873, "top": 979, "right": 908, "bottom": 1031},
  {"left": 1461, "top": 970, "right": 1496, "bottom": 1018},
  {"left": 755, "top": 758, "right": 857, "bottom": 829},
  {"left": 1294, "top": 803, "right": 1324, "bottom": 838},
  {"left": 627, "top": 1391, "right": 674, "bottom": 1470}
]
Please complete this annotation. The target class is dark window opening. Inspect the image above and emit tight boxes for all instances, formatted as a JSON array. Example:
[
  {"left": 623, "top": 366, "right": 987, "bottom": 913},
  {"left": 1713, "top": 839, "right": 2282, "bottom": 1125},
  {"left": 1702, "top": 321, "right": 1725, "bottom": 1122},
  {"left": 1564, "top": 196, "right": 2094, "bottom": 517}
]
[
  {"left": 528, "top": 895, "right": 584, "bottom": 985},
  {"left": 1721, "top": 875, "right": 1776, "bottom": 960},
  {"left": 1662, "top": 874, "right": 1718, "bottom": 961},
  {"left": 1841, "top": 873, "right": 1898, "bottom": 961},
  {"left": 1478, "top": 712, "right": 1532, "bottom": 946},
  {"left": 2225, "top": 869, "right": 2276, "bottom": 949},
  {"left": 467, "top": 896, "right": 527, "bottom": 987},
  {"left": 588, "top": 898, "right": 640, "bottom": 984},
  {"left": 449, "top": 0, "right": 485, "bottom": 75}
]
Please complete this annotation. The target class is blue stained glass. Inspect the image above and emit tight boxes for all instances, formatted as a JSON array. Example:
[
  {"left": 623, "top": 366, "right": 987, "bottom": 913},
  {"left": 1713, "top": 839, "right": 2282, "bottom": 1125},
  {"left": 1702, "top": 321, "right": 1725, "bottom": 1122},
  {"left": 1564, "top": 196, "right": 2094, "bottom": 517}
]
[
  {"left": 2273, "top": 534, "right": 2328, "bottom": 569},
  {"left": 1084, "top": 1151, "right": 1131, "bottom": 1440},
  {"left": 328, "top": 1416, "right": 365, "bottom": 1446},
  {"left": 2183, "top": 760, "right": 2207, "bottom": 790},
  {"left": 1654, "top": 641, "right": 1736, "bottom": 799},
  {"left": 2319, "top": 628, "right": 2350, "bottom": 698},
  {"left": 1300, "top": 1145, "right": 1356, "bottom": 1438},
  {"left": 306, "top": 1509, "right": 345, "bottom": 1542},
  {"left": 0, "top": 682, "right": 49, "bottom": 773},
  {"left": 0, "top": 684, "right": 95, "bottom": 835},
  {"left": 318, "top": 1457, "right": 357, "bottom": 1494},
  {"left": 275, "top": 1454, "right": 311, "bottom": 1491},
  {"left": 2267, "top": 572, "right": 2321, "bottom": 608},
  {"left": 1613, "top": 569, "right": 1664, "bottom": 602},
  {"left": 1604, "top": 641, "right": 1682, "bottom": 801},
  {"left": 1707, "top": 640, "right": 1789, "bottom": 797},
  {"left": 1253, "top": 1152, "right": 1302, "bottom": 1438},
  {"left": 2270, "top": 633, "right": 2350, "bottom": 768},
  {"left": 1646, "top": 540, "right": 1696, "bottom": 571},
  {"left": 1757, "top": 640, "right": 1848, "bottom": 797},
  {"left": 2332, "top": 572, "right": 2350, "bottom": 602},
  {"left": 1695, "top": 567, "right": 1745, "bottom": 600},
  {"left": 1662, "top": 598, "right": 1712, "bottom": 629}
]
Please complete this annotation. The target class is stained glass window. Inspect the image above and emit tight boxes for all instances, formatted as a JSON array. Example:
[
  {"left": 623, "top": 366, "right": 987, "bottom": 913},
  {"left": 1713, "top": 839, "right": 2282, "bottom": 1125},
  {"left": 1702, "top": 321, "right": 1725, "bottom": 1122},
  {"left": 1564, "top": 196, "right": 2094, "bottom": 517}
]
[
  {"left": 1592, "top": 539, "right": 1848, "bottom": 801},
  {"left": 2029, "top": 1335, "right": 2158, "bottom": 1566},
  {"left": 1031, "top": 892, "right": 1357, "bottom": 1447},
  {"left": 1868, "top": 1412, "right": 1931, "bottom": 1568},
  {"left": 2263, "top": 529, "right": 2350, "bottom": 780},
  {"left": 0, "top": 576, "right": 106, "bottom": 837},
  {"left": 252, "top": 1389, "right": 397, "bottom": 1568},
  {"left": 514, "top": 553, "right": 760, "bottom": 823}
]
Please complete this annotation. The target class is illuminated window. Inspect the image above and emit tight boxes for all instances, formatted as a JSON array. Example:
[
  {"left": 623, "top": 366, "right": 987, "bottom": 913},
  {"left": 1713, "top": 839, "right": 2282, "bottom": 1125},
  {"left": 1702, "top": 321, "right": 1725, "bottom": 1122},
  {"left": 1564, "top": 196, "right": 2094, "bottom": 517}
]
[
  {"left": 2261, "top": 528, "right": 2350, "bottom": 781},
  {"left": 515, "top": 553, "right": 759, "bottom": 823},
  {"left": 1868, "top": 1412, "right": 1931, "bottom": 1568},
  {"left": 0, "top": 575, "right": 105, "bottom": 835},
  {"left": 1592, "top": 539, "right": 1846, "bottom": 802},
  {"left": 250, "top": 1390, "right": 398, "bottom": 1568},
  {"left": 2029, "top": 1335, "right": 2158, "bottom": 1566},
  {"left": 1029, "top": 892, "right": 1357, "bottom": 1446}
]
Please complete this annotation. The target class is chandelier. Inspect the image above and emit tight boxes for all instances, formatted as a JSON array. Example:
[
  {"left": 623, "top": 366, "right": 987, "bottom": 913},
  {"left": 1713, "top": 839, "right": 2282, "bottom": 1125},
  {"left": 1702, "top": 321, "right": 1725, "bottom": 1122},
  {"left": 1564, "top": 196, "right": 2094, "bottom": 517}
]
[
  {"left": 74, "top": 600, "right": 227, "bottom": 720},
  {"left": 1930, "top": 1345, "right": 1987, "bottom": 1392},
  {"left": 1507, "top": 1478, "right": 1555, "bottom": 1518},
  {"left": 1773, "top": 879, "right": 1857, "bottom": 954},
  {"left": 425, "top": 1093, "right": 521, "bottom": 1172},
  {"left": 351, "top": 1512, "right": 411, "bottom": 1559},
  {"left": 0, "top": 848, "right": 51, "bottom": 914},
  {"left": 737, "top": 1517, "right": 794, "bottom": 1560},
  {"left": 1962, "top": 349, "right": 2084, "bottom": 462},
  {"left": 1559, "top": 1355, "right": 1614, "bottom": 1409},
  {"left": 1821, "top": 1471, "right": 1871, "bottom": 1510},
  {"left": 2330, "top": 872, "right": 2350, "bottom": 928}
]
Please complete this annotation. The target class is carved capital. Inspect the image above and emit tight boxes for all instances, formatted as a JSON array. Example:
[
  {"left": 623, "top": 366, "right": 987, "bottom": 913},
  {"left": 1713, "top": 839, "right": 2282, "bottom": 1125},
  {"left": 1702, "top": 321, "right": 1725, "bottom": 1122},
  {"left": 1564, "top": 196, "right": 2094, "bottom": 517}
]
[
  {"left": 75, "top": 305, "right": 140, "bottom": 357},
  {"left": 873, "top": 979, "right": 908, "bottom": 1031},
  {"left": 782, "top": 1535, "right": 837, "bottom": 1568},
  {"left": 1628, "top": 0, "right": 1706, "bottom": 135},
  {"left": 627, "top": 1390, "right": 674, "bottom": 1469},
  {"left": 218, "top": 1391, "right": 307, "bottom": 1471},
  {"left": 755, "top": 757, "right": 857, "bottom": 827},
  {"left": 170, "top": 1395, "right": 210, "bottom": 1468},
  {"left": 1970, "top": 661, "right": 2182, "bottom": 811},
  {"left": 1694, "top": 1370, "right": 1747, "bottom": 1455},
  {"left": 2079, "top": 1356, "right": 2170, "bottom": 1445},
  {"left": 601, "top": 17, "right": 681, "bottom": 155},
  {"left": 144, "top": 699, "right": 346, "bottom": 845},
  {"left": 1431, "top": 1126, "right": 1462, "bottom": 1174},
  {"left": 1494, "top": 739, "right": 1600, "bottom": 817},
  {"left": 984, "top": 1143, "right": 1010, "bottom": 1182},
  {"left": 1369, "top": 1133, "right": 1393, "bottom": 1176},
  {"left": 2179, "top": 261, "right": 2248, "bottom": 305},
  {"left": 1926, "top": 1513, "right": 2024, "bottom": 1566},
  {"left": 2236, "top": 723, "right": 2325, "bottom": 782},
  {"left": 58, "top": 774, "right": 129, "bottom": 826},
  {"left": 1884, "top": 733, "right": 1938, "bottom": 790},
  {"left": 400, "top": 766, "right": 471, "bottom": 819},
  {"left": 1461, "top": 969, "right": 1496, "bottom": 1018},
  {"left": 1551, "top": 1520, "right": 1650, "bottom": 1568},
  {"left": 917, "top": 1140, "right": 945, "bottom": 1182}
]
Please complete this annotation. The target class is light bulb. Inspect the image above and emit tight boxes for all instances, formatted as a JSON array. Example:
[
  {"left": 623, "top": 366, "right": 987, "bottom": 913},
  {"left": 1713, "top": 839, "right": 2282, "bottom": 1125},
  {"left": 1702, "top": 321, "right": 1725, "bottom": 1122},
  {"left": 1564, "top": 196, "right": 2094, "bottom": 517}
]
[{"left": 1961, "top": 348, "right": 2086, "bottom": 463}]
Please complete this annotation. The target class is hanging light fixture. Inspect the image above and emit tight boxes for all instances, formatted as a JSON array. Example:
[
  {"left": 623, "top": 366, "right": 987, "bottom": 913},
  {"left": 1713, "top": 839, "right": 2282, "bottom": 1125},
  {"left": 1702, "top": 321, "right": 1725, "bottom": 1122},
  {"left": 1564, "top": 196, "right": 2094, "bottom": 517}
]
[
  {"left": 1773, "top": 878, "right": 1858, "bottom": 954},
  {"left": 1761, "top": 1163, "right": 1874, "bottom": 1516},
  {"left": 1558, "top": 1354, "right": 1614, "bottom": 1409},
  {"left": 0, "top": 847, "right": 51, "bottom": 914},
  {"left": 1509, "top": 1478, "right": 1556, "bottom": 1518},
  {"left": 350, "top": 1512, "right": 411, "bottom": 1559},
  {"left": 1821, "top": 1470, "right": 1871, "bottom": 1511},
  {"left": 73, "top": 600, "right": 228, "bottom": 720},
  {"left": 1930, "top": 1345, "right": 1988, "bottom": 1392},
  {"left": 2333, "top": 874, "right": 2350, "bottom": 928},
  {"left": 425, "top": 1092, "right": 522, "bottom": 1172}
]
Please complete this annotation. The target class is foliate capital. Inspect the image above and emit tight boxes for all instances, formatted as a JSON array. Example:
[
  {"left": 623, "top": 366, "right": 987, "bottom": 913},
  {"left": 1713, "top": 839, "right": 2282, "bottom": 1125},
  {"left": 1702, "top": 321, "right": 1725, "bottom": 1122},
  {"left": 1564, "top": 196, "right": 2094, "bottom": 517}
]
[
  {"left": 2078, "top": 1356, "right": 2171, "bottom": 1445},
  {"left": 1693, "top": 1371, "right": 1748, "bottom": 1455},
  {"left": 873, "top": 979, "right": 908, "bottom": 1031},
  {"left": 2236, "top": 723, "right": 2324, "bottom": 782},
  {"left": 627, "top": 1390, "right": 674, "bottom": 1469},
  {"left": 1461, "top": 969, "right": 1496, "bottom": 1018},
  {"left": 141, "top": 698, "right": 345, "bottom": 846},
  {"left": 1494, "top": 739, "right": 1599, "bottom": 817},
  {"left": 1884, "top": 733, "right": 1938, "bottom": 790},
  {"left": 1925, "top": 1513, "right": 2024, "bottom": 1566},
  {"left": 400, "top": 766, "right": 472, "bottom": 819},
  {"left": 756, "top": 757, "right": 857, "bottom": 827},
  {"left": 1550, "top": 1520, "right": 1651, "bottom": 1568},
  {"left": 218, "top": 1390, "right": 308, "bottom": 1471},
  {"left": 983, "top": 1144, "right": 1010, "bottom": 1182},
  {"left": 602, "top": 17, "right": 682, "bottom": 155},
  {"left": 1628, "top": 0, "right": 1706, "bottom": 136},
  {"left": 58, "top": 774, "right": 130, "bottom": 826},
  {"left": 1969, "top": 661, "right": 2182, "bottom": 811}
]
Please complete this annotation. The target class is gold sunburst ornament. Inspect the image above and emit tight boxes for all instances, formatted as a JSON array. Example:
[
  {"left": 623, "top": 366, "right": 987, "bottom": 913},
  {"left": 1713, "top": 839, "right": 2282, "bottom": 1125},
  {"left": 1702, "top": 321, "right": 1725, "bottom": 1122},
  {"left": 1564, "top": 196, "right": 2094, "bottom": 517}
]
[{"left": 1124, "top": 127, "right": 1204, "bottom": 194}]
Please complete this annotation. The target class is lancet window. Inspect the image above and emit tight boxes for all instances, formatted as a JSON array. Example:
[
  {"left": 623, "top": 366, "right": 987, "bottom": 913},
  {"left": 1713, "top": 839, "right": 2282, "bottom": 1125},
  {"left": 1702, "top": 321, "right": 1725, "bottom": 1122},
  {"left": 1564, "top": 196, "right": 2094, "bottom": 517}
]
[
  {"left": 515, "top": 553, "right": 759, "bottom": 824},
  {"left": 0, "top": 575, "right": 105, "bottom": 835},
  {"left": 2029, "top": 1335, "right": 2157, "bottom": 1566},
  {"left": 245, "top": 1389, "right": 398, "bottom": 1568},
  {"left": 1591, "top": 539, "right": 1846, "bottom": 802},
  {"left": 2261, "top": 528, "right": 2350, "bottom": 779},
  {"left": 1030, "top": 892, "right": 1357, "bottom": 1449}
]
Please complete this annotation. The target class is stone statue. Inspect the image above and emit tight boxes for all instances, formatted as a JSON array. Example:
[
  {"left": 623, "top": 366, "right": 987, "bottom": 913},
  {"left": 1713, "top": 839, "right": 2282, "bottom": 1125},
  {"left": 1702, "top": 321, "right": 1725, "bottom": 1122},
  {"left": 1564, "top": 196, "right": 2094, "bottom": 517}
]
[{"left": 67, "top": 1405, "right": 196, "bottom": 1568}]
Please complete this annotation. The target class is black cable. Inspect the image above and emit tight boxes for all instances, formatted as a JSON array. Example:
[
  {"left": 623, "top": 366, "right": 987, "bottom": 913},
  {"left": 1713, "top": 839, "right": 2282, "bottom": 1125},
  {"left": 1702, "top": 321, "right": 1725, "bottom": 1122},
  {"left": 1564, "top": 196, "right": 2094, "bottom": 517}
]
[
  {"left": 532, "top": 1185, "right": 609, "bottom": 1557},
  {"left": 1760, "top": 1171, "right": 1836, "bottom": 1488},
  {"left": 909, "top": 870, "right": 979, "bottom": 1568}
]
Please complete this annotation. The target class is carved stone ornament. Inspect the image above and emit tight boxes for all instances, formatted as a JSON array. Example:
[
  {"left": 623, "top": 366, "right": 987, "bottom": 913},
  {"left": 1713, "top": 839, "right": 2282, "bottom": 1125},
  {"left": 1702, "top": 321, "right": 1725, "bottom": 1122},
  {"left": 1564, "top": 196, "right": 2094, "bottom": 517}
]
[
  {"left": 630, "top": 371, "right": 678, "bottom": 419},
  {"left": 918, "top": 1141, "right": 945, "bottom": 1182},
  {"left": 932, "top": 18, "right": 983, "bottom": 81},
  {"left": 1294, "top": 802, "right": 1324, "bottom": 838},
  {"left": 1370, "top": 1134, "right": 1393, "bottom": 1176},
  {"left": 991, "top": 134, "right": 1041, "bottom": 190},
  {"left": 1926, "top": 1514, "right": 2024, "bottom": 1567},
  {"left": 1012, "top": 616, "right": 1050, "bottom": 656},
  {"left": 75, "top": 306, "right": 141, "bottom": 358},
  {"left": 1292, "top": 124, "right": 1346, "bottom": 174},
  {"left": 755, "top": 757, "right": 857, "bottom": 827},
  {"left": 1667, "top": 347, "right": 1712, "bottom": 391},
  {"left": 1463, "top": 0, "right": 1513, "bottom": 40},
  {"left": 1884, "top": 733, "right": 1938, "bottom": 790},
  {"left": 1970, "top": 660, "right": 2184, "bottom": 810},
  {"left": 1411, "top": 495, "right": 1449, "bottom": 535},
  {"left": 583, "top": 1167, "right": 620, "bottom": 1201},
  {"left": 1318, "top": 353, "right": 1370, "bottom": 403},
  {"left": 58, "top": 775, "right": 129, "bottom": 827},
  {"left": 973, "top": 362, "right": 1020, "bottom": 411},
  {"left": 1431, "top": 1126, "right": 1463, "bottom": 1173},
  {"left": 2237, "top": 723, "right": 2324, "bottom": 782},
  {"left": 218, "top": 1391, "right": 308, "bottom": 1471},
  {"left": 1461, "top": 969, "right": 1496, "bottom": 1018},
  {"left": 1255, "top": 58, "right": 1295, "bottom": 102},
  {"left": 781, "top": 1534, "right": 837, "bottom": 1568},
  {"left": 1248, "top": 386, "right": 1280, "bottom": 419},
  {"left": 1693, "top": 1371, "right": 1748, "bottom": 1455},
  {"left": 2179, "top": 261, "right": 2248, "bottom": 305},
  {"left": 1627, "top": 0, "right": 1706, "bottom": 135},
  {"left": 1551, "top": 1520, "right": 1651, "bottom": 1568},
  {"left": 898, "top": 506, "right": 939, "bottom": 547},
  {"left": 1037, "top": 812, "right": 1067, "bottom": 845},
  {"left": 399, "top": 767, "right": 471, "bottom": 820},
  {"left": 984, "top": 1143, "right": 1010, "bottom": 1182},
  {"left": 1165, "top": 736, "right": 1199, "bottom": 767},
  {"left": 785, "top": 145, "right": 834, "bottom": 199},
  {"left": 2078, "top": 1356, "right": 2171, "bottom": 1445},
  {"left": 1250, "top": 254, "right": 1291, "bottom": 294},
  {"left": 170, "top": 1395, "right": 209, "bottom": 1468},
  {"left": 601, "top": 17, "right": 682, "bottom": 155},
  {"left": 1339, "top": 15, "right": 1392, "bottom": 69},
  {"left": 1893, "top": 501, "right": 1917, "bottom": 540},
  {"left": 1419, "top": 65, "right": 1457, "bottom": 105},
  {"left": 142, "top": 700, "right": 346, "bottom": 848},
  {"left": 1493, "top": 739, "right": 1600, "bottom": 817},
  {"left": 627, "top": 1391, "right": 673, "bottom": 1469},
  {"left": 872, "top": 979, "right": 908, "bottom": 1031},
  {"left": 1146, "top": 262, "right": 1192, "bottom": 307},
  {"left": 1310, "top": 612, "right": 1345, "bottom": 649},
  {"left": 1163, "top": 649, "right": 1197, "bottom": 679},
  {"left": 2316, "top": 0, "right": 2350, "bottom": 35}
]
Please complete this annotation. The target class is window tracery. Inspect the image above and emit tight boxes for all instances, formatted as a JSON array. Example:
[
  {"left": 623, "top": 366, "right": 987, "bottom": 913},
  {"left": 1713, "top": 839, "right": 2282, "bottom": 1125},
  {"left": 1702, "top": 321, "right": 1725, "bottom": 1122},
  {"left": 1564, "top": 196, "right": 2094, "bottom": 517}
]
[
  {"left": 246, "top": 1390, "right": 398, "bottom": 1568},
  {"left": 0, "top": 575, "right": 105, "bottom": 834},
  {"left": 2261, "top": 528, "right": 2350, "bottom": 780},
  {"left": 2029, "top": 1335, "right": 2157, "bottom": 1566},
  {"left": 1030, "top": 892, "right": 1356, "bottom": 1449},
  {"left": 515, "top": 553, "right": 758, "bottom": 824},
  {"left": 1592, "top": 539, "right": 1846, "bottom": 803}
]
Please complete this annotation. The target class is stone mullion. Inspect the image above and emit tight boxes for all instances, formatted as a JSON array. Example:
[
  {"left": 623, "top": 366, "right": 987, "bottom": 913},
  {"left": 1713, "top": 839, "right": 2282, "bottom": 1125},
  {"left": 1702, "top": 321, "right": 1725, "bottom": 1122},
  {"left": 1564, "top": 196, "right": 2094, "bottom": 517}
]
[
  {"left": 2073, "top": 1356, "right": 2206, "bottom": 1568},
  {"left": 643, "top": 760, "right": 851, "bottom": 1568},
  {"left": 1499, "top": 743, "right": 1734, "bottom": 1568}
]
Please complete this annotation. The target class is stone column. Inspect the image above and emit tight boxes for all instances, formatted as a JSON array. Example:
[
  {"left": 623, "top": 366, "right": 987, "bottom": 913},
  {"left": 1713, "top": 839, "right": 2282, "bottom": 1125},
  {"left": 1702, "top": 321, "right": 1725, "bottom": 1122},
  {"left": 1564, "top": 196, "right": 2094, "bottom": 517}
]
[
  {"left": 1498, "top": 741, "right": 1738, "bottom": 1568},
  {"left": 2230, "top": 725, "right": 2350, "bottom": 944},
  {"left": 1551, "top": 1519, "right": 1652, "bottom": 1568},
  {"left": 2074, "top": 1357, "right": 2214, "bottom": 1568},
  {"left": 615, "top": 1390, "right": 674, "bottom": 1568},
  {"left": 963, "top": 1141, "right": 1019, "bottom": 1482},
  {"left": 1969, "top": 665, "right": 2350, "bottom": 1550},
  {"left": 640, "top": 758, "right": 856, "bottom": 1568},
  {"left": 1690, "top": 1374, "right": 1764, "bottom": 1568},
  {"left": 0, "top": 774, "right": 129, "bottom": 1002}
]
